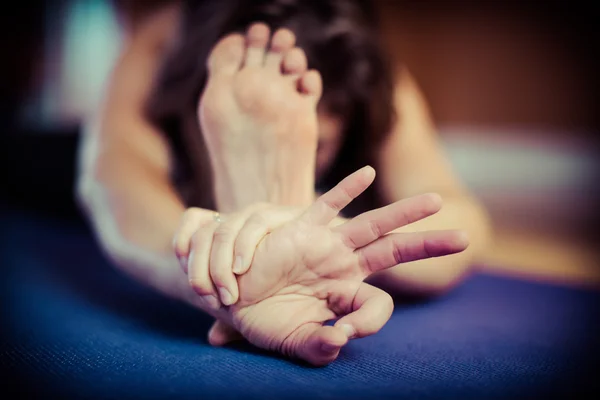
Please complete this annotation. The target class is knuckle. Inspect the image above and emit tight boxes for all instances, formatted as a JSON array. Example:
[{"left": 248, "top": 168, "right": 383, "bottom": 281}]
[
  {"left": 209, "top": 265, "right": 229, "bottom": 285},
  {"left": 400, "top": 208, "right": 413, "bottom": 225},
  {"left": 212, "top": 224, "right": 235, "bottom": 244},
  {"left": 392, "top": 242, "right": 405, "bottom": 265},
  {"left": 368, "top": 220, "right": 382, "bottom": 239},
  {"left": 182, "top": 207, "right": 201, "bottom": 222},
  {"left": 382, "top": 292, "right": 394, "bottom": 315},
  {"left": 190, "top": 223, "right": 215, "bottom": 247},
  {"left": 242, "top": 202, "right": 269, "bottom": 219},
  {"left": 252, "top": 202, "right": 270, "bottom": 212},
  {"left": 248, "top": 212, "right": 268, "bottom": 227},
  {"left": 189, "top": 279, "right": 212, "bottom": 296},
  {"left": 234, "top": 235, "right": 256, "bottom": 259}
]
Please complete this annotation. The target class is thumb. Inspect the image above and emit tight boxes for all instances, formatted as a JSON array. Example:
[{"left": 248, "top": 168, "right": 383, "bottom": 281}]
[
  {"left": 207, "top": 320, "right": 243, "bottom": 346},
  {"left": 285, "top": 323, "right": 349, "bottom": 366},
  {"left": 334, "top": 282, "right": 394, "bottom": 340}
]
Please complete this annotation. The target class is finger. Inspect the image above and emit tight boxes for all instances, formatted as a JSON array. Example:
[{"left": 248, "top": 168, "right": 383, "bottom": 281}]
[
  {"left": 207, "top": 320, "right": 244, "bottom": 346},
  {"left": 233, "top": 209, "right": 296, "bottom": 275},
  {"left": 285, "top": 323, "right": 348, "bottom": 367},
  {"left": 301, "top": 166, "right": 376, "bottom": 225},
  {"left": 335, "top": 193, "right": 443, "bottom": 249},
  {"left": 210, "top": 215, "right": 247, "bottom": 306},
  {"left": 334, "top": 282, "right": 394, "bottom": 339},
  {"left": 172, "top": 208, "right": 205, "bottom": 272},
  {"left": 358, "top": 230, "right": 470, "bottom": 275},
  {"left": 188, "top": 224, "right": 221, "bottom": 309}
]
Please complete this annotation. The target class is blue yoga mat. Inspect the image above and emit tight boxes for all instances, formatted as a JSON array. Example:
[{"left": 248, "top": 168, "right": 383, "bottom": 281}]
[{"left": 1, "top": 210, "right": 598, "bottom": 399}]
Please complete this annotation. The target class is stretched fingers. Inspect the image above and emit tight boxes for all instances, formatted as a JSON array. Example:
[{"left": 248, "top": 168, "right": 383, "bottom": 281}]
[
  {"left": 301, "top": 166, "right": 375, "bottom": 226},
  {"left": 335, "top": 193, "right": 442, "bottom": 249},
  {"left": 358, "top": 230, "right": 469, "bottom": 275}
]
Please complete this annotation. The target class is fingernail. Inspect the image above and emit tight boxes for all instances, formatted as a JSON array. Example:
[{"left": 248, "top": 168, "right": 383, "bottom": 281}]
[
  {"left": 202, "top": 295, "right": 221, "bottom": 309},
  {"left": 218, "top": 288, "right": 234, "bottom": 306},
  {"left": 321, "top": 343, "right": 339, "bottom": 353},
  {"left": 340, "top": 324, "right": 356, "bottom": 339},
  {"left": 233, "top": 256, "right": 243, "bottom": 274}
]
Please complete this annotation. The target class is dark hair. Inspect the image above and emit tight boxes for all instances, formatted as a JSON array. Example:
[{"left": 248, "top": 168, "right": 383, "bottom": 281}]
[{"left": 147, "top": 0, "right": 396, "bottom": 215}]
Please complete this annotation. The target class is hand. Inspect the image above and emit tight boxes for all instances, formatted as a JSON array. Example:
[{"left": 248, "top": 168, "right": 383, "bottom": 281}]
[
  {"left": 173, "top": 203, "right": 302, "bottom": 307},
  {"left": 186, "top": 166, "right": 469, "bottom": 365}
]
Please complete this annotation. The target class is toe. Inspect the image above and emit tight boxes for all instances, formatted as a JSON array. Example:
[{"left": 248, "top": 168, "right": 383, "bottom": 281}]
[
  {"left": 244, "top": 22, "right": 270, "bottom": 67},
  {"left": 298, "top": 69, "right": 323, "bottom": 101},
  {"left": 265, "top": 28, "right": 296, "bottom": 71},
  {"left": 282, "top": 47, "right": 308, "bottom": 76},
  {"left": 207, "top": 34, "right": 245, "bottom": 76}
]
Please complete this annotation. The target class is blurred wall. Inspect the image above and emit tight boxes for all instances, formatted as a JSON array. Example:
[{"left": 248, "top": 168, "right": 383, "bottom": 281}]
[
  {"left": 1, "top": 0, "right": 45, "bottom": 126},
  {"left": 377, "top": 1, "right": 596, "bottom": 132},
  {"left": 17, "top": 0, "right": 122, "bottom": 129},
  {"left": 13, "top": 1, "right": 597, "bottom": 134}
]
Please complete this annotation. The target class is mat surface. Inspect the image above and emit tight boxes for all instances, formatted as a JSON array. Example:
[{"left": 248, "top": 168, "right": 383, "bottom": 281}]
[{"left": 1, "top": 209, "right": 598, "bottom": 399}]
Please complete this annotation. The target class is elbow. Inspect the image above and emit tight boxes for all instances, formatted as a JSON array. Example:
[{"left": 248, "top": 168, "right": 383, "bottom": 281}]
[
  {"left": 74, "top": 169, "right": 95, "bottom": 218},
  {"left": 73, "top": 127, "right": 101, "bottom": 218},
  {"left": 405, "top": 261, "right": 475, "bottom": 298},
  {"left": 370, "top": 195, "right": 494, "bottom": 299},
  {"left": 73, "top": 167, "right": 130, "bottom": 268},
  {"left": 469, "top": 197, "right": 494, "bottom": 262},
  {"left": 368, "top": 258, "right": 475, "bottom": 299},
  {"left": 422, "top": 202, "right": 494, "bottom": 297},
  {"left": 423, "top": 263, "right": 474, "bottom": 297},
  {"left": 73, "top": 133, "right": 140, "bottom": 271}
]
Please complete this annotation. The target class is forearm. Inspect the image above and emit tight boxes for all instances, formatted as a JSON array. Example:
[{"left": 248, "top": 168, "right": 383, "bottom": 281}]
[{"left": 77, "top": 149, "right": 229, "bottom": 321}]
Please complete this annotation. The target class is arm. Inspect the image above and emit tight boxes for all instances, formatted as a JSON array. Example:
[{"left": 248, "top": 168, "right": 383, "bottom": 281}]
[
  {"left": 367, "top": 68, "right": 492, "bottom": 296},
  {"left": 75, "top": 2, "right": 224, "bottom": 317}
]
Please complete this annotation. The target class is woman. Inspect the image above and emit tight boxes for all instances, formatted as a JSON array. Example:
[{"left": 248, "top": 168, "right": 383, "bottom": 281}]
[{"left": 76, "top": 0, "right": 491, "bottom": 365}]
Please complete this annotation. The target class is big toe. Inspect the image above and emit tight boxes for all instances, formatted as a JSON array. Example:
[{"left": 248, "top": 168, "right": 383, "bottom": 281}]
[
  {"left": 244, "top": 22, "right": 270, "bottom": 67},
  {"left": 207, "top": 34, "right": 245, "bottom": 76}
]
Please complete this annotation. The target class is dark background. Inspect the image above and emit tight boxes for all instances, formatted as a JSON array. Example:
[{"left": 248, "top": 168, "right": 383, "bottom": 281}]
[{"left": 1, "top": 0, "right": 599, "bottom": 279}]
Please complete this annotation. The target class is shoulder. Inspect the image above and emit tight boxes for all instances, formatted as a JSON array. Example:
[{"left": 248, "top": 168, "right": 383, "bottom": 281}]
[{"left": 117, "top": 1, "right": 182, "bottom": 54}]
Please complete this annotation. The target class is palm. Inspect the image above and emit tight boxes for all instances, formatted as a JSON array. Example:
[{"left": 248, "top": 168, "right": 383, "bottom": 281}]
[{"left": 231, "top": 220, "right": 364, "bottom": 356}]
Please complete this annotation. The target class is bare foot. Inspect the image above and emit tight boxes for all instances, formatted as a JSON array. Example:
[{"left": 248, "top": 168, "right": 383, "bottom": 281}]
[{"left": 199, "top": 23, "right": 323, "bottom": 212}]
